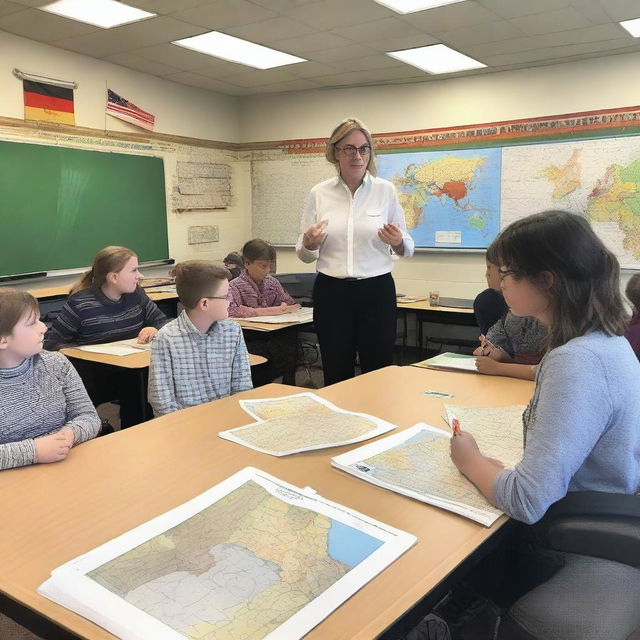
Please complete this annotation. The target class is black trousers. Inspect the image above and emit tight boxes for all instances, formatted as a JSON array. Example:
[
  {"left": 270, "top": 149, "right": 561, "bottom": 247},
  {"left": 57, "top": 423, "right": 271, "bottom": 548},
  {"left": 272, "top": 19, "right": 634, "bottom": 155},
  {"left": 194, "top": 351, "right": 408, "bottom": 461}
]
[
  {"left": 244, "top": 327, "right": 298, "bottom": 387},
  {"left": 313, "top": 272, "right": 397, "bottom": 386}
]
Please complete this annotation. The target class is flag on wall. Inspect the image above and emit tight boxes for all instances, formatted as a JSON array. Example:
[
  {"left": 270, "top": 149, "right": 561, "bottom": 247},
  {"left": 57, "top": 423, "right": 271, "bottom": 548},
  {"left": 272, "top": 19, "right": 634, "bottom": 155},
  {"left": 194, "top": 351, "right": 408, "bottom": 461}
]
[
  {"left": 23, "top": 80, "right": 75, "bottom": 125},
  {"left": 106, "top": 89, "right": 155, "bottom": 131}
]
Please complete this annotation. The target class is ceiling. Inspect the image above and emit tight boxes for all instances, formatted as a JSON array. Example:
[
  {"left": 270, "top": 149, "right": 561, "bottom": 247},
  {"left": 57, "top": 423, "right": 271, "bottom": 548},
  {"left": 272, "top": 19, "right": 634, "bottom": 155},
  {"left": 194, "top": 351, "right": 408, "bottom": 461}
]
[{"left": 2, "top": 0, "right": 640, "bottom": 96}]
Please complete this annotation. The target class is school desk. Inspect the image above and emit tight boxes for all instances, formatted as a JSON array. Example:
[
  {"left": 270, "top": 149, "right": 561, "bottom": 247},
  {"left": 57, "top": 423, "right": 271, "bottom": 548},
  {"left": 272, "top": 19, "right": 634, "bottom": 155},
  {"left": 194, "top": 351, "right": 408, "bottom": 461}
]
[
  {"left": 0, "top": 365, "right": 534, "bottom": 640},
  {"left": 60, "top": 346, "right": 267, "bottom": 423},
  {"left": 396, "top": 299, "right": 479, "bottom": 357}
]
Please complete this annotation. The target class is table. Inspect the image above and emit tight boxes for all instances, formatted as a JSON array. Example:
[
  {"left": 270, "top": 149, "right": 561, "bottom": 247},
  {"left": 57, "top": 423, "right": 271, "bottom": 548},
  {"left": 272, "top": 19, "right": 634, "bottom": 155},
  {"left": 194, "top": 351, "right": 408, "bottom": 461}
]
[
  {"left": 60, "top": 346, "right": 267, "bottom": 424},
  {"left": 0, "top": 365, "right": 534, "bottom": 640},
  {"left": 397, "top": 300, "right": 479, "bottom": 358}
]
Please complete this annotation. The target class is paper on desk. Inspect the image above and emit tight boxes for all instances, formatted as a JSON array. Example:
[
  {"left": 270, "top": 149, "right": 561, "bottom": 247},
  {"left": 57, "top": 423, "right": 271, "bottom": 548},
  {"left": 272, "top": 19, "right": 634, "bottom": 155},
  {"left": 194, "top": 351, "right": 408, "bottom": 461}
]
[
  {"left": 77, "top": 338, "right": 151, "bottom": 357},
  {"left": 413, "top": 352, "right": 478, "bottom": 372},
  {"left": 38, "top": 467, "right": 416, "bottom": 640},
  {"left": 240, "top": 307, "right": 313, "bottom": 324},
  {"left": 219, "top": 392, "right": 397, "bottom": 456}
]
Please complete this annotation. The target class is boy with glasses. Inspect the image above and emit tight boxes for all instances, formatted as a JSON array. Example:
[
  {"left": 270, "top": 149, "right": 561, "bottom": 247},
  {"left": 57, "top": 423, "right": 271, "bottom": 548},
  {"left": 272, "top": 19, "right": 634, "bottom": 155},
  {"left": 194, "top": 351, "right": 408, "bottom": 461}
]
[{"left": 148, "top": 261, "right": 252, "bottom": 417}]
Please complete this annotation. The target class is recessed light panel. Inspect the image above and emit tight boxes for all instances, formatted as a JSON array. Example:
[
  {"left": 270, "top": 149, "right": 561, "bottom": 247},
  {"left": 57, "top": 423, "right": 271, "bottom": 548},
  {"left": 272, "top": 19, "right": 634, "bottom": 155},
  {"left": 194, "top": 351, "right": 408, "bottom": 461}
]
[
  {"left": 40, "top": 0, "right": 155, "bottom": 29},
  {"left": 387, "top": 44, "right": 486, "bottom": 74},
  {"left": 374, "top": 0, "right": 466, "bottom": 14}
]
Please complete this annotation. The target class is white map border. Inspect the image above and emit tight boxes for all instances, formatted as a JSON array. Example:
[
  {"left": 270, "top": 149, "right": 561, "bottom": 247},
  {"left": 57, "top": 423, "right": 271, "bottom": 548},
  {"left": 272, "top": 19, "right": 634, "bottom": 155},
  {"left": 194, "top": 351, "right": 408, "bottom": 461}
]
[
  {"left": 38, "top": 467, "right": 416, "bottom": 640},
  {"left": 219, "top": 392, "right": 398, "bottom": 456}
]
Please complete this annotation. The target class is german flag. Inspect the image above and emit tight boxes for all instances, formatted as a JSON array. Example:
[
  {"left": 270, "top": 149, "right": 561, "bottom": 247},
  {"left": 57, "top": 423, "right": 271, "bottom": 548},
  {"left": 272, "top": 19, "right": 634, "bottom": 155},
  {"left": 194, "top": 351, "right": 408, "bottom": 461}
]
[{"left": 23, "top": 80, "right": 75, "bottom": 125}]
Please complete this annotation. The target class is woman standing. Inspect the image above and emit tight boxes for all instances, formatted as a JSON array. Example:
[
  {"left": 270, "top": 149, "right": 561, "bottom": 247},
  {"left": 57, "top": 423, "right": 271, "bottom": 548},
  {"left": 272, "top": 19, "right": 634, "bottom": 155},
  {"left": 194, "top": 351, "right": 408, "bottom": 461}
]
[{"left": 296, "top": 118, "right": 414, "bottom": 385}]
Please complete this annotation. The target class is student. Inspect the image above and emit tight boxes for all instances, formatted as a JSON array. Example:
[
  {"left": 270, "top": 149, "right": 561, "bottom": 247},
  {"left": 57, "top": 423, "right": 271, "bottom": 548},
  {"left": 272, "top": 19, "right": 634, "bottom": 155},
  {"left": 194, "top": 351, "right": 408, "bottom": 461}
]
[
  {"left": 624, "top": 272, "right": 640, "bottom": 358},
  {"left": 148, "top": 261, "right": 253, "bottom": 417},
  {"left": 473, "top": 240, "right": 508, "bottom": 335},
  {"left": 228, "top": 239, "right": 300, "bottom": 385},
  {"left": 472, "top": 311, "right": 547, "bottom": 381},
  {"left": 228, "top": 239, "right": 300, "bottom": 318},
  {"left": 222, "top": 252, "right": 244, "bottom": 280},
  {"left": 451, "top": 210, "right": 640, "bottom": 525},
  {"left": 0, "top": 289, "right": 100, "bottom": 470},
  {"left": 43, "top": 246, "right": 169, "bottom": 427},
  {"left": 44, "top": 245, "right": 168, "bottom": 350}
]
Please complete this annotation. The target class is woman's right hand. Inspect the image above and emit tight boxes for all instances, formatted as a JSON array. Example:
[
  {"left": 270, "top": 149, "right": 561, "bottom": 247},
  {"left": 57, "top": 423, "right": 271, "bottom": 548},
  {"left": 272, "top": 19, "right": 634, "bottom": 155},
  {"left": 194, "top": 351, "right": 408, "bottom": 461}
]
[{"left": 302, "top": 220, "right": 328, "bottom": 251}]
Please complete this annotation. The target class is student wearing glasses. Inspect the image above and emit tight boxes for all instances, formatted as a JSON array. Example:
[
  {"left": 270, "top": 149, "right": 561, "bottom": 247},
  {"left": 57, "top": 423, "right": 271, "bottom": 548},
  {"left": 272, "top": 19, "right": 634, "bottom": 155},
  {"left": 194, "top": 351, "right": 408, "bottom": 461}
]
[
  {"left": 148, "top": 261, "right": 252, "bottom": 417},
  {"left": 296, "top": 117, "right": 414, "bottom": 385}
]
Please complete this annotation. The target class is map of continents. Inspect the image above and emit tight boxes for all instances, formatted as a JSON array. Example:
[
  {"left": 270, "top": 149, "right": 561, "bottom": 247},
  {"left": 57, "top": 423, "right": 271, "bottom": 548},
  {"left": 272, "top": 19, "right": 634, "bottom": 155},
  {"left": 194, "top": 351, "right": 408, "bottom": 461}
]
[
  {"left": 377, "top": 148, "right": 501, "bottom": 248},
  {"left": 502, "top": 136, "right": 640, "bottom": 268},
  {"left": 88, "top": 480, "right": 383, "bottom": 640}
]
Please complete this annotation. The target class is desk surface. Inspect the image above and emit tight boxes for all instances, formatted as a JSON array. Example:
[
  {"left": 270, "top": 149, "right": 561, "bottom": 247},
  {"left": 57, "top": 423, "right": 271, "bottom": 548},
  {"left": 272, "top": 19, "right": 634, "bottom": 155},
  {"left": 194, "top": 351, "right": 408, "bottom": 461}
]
[
  {"left": 0, "top": 366, "right": 533, "bottom": 640},
  {"left": 60, "top": 347, "right": 266, "bottom": 369},
  {"left": 232, "top": 317, "right": 314, "bottom": 332},
  {"left": 29, "top": 286, "right": 178, "bottom": 303},
  {"left": 397, "top": 300, "right": 475, "bottom": 314}
]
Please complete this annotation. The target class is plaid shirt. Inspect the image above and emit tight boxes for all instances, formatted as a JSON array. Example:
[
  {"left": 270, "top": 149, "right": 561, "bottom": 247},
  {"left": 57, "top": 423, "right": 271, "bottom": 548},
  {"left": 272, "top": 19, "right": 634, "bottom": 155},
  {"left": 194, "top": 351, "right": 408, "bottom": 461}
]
[
  {"left": 148, "top": 311, "right": 253, "bottom": 417},
  {"left": 228, "top": 271, "right": 295, "bottom": 318}
]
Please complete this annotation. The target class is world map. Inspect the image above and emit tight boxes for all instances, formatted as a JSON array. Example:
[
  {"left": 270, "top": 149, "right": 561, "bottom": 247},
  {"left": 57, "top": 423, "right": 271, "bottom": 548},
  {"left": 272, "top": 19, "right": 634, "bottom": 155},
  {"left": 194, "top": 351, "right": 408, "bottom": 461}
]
[
  {"left": 88, "top": 479, "right": 384, "bottom": 639},
  {"left": 377, "top": 148, "right": 502, "bottom": 249}
]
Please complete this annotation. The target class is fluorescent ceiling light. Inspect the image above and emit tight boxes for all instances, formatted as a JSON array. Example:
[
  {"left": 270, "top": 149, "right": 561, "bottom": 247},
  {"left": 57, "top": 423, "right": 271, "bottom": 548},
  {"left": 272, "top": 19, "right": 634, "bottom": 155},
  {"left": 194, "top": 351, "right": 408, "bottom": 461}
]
[
  {"left": 388, "top": 43, "right": 485, "bottom": 74},
  {"left": 40, "top": 0, "right": 155, "bottom": 28},
  {"left": 173, "top": 32, "right": 306, "bottom": 70},
  {"left": 374, "top": 0, "right": 466, "bottom": 14},
  {"left": 620, "top": 18, "right": 640, "bottom": 37}
]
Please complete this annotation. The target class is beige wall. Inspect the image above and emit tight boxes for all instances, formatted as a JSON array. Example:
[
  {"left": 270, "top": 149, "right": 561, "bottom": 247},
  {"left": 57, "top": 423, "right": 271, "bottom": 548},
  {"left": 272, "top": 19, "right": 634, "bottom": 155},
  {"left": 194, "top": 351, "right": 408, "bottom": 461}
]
[{"left": 240, "top": 51, "right": 640, "bottom": 296}]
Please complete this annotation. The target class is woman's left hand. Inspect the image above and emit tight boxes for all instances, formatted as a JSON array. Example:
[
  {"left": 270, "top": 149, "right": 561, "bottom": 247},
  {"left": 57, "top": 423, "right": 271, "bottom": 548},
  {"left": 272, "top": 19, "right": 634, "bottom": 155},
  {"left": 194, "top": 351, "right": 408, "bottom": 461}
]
[
  {"left": 378, "top": 223, "right": 403, "bottom": 250},
  {"left": 137, "top": 327, "right": 158, "bottom": 343}
]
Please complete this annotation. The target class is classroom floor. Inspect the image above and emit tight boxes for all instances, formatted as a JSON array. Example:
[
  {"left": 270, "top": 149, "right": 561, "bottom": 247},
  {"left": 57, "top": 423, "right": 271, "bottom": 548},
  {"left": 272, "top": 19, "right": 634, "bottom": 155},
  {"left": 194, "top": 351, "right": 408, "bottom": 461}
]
[{"left": 0, "top": 613, "right": 42, "bottom": 640}]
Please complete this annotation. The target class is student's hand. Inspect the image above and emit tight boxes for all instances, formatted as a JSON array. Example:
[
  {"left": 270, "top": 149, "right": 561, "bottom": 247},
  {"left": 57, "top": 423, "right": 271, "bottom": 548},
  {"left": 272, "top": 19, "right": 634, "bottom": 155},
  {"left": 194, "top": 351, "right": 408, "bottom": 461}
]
[
  {"left": 450, "top": 431, "right": 482, "bottom": 476},
  {"left": 285, "top": 304, "right": 301, "bottom": 313},
  {"left": 475, "top": 356, "right": 503, "bottom": 376},
  {"left": 302, "top": 221, "right": 328, "bottom": 250},
  {"left": 378, "top": 223, "right": 403, "bottom": 249},
  {"left": 35, "top": 430, "right": 72, "bottom": 464},
  {"left": 137, "top": 327, "right": 158, "bottom": 343},
  {"left": 486, "top": 457, "right": 505, "bottom": 470},
  {"left": 59, "top": 427, "right": 75, "bottom": 447},
  {"left": 477, "top": 334, "right": 496, "bottom": 357}
]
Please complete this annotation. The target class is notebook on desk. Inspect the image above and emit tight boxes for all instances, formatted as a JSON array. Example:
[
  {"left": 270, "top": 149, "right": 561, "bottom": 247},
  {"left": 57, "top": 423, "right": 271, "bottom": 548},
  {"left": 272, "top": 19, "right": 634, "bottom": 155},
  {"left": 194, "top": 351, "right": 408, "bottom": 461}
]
[{"left": 437, "top": 297, "right": 474, "bottom": 309}]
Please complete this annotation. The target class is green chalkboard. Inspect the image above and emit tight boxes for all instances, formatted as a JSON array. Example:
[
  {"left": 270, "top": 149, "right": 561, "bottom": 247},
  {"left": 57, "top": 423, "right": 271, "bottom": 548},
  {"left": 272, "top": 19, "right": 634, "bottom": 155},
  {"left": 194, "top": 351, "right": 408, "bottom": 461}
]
[{"left": 0, "top": 140, "right": 169, "bottom": 277}]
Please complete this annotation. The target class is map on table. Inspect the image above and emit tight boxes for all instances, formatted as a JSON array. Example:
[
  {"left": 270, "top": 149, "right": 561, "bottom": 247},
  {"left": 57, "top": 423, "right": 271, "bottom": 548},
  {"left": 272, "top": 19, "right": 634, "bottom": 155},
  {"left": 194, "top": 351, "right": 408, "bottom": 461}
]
[
  {"left": 412, "top": 352, "right": 478, "bottom": 373},
  {"left": 219, "top": 392, "right": 397, "bottom": 456},
  {"left": 332, "top": 405, "right": 525, "bottom": 526},
  {"left": 38, "top": 468, "right": 416, "bottom": 640}
]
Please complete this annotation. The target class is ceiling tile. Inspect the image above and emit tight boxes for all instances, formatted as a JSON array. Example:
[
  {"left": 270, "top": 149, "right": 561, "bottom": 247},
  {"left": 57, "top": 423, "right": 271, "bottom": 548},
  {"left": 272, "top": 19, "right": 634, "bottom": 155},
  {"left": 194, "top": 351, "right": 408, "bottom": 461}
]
[
  {"left": 477, "top": 0, "right": 571, "bottom": 20},
  {"left": 510, "top": 6, "right": 593, "bottom": 36},
  {"left": 332, "top": 17, "right": 426, "bottom": 43},
  {"left": 224, "top": 16, "right": 319, "bottom": 44},
  {"left": 600, "top": 0, "right": 640, "bottom": 22},
  {"left": 250, "top": 78, "right": 322, "bottom": 94},
  {"left": 440, "top": 19, "right": 524, "bottom": 47},
  {"left": 0, "top": 1, "right": 26, "bottom": 17},
  {"left": 171, "top": 0, "right": 277, "bottom": 30},
  {"left": 367, "top": 33, "right": 440, "bottom": 53},
  {"left": 5, "top": 0, "right": 50, "bottom": 6},
  {"left": 133, "top": 42, "right": 216, "bottom": 70},
  {"left": 403, "top": 1, "right": 499, "bottom": 32},
  {"left": 189, "top": 59, "right": 261, "bottom": 79},
  {"left": 267, "top": 30, "right": 352, "bottom": 55},
  {"left": 215, "top": 67, "right": 299, "bottom": 87},
  {"left": 249, "top": 0, "right": 324, "bottom": 10},
  {"left": 286, "top": 61, "right": 342, "bottom": 78},
  {"left": 314, "top": 65, "right": 420, "bottom": 87},
  {"left": 125, "top": 0, "right": 208, "bottom": 14},
  {"left": 338, "top": 54, "right": 408, "bottom": 72},
  {"left": 105, "top": 52, "right": 181, "bottom": 76},
  {"left": 568, "top": 0, "right": 612, "bottom": 25},
  {"left": 0, "top": 7, "right": 100, "bottom": 41},
  {"left": 165, "top": 70, "right": 251, "bottom": 95},
  {"left": 287, "top": 0, "right": 393, "bottom": 30},
  {"left": 54, "top": 16, "right": 204, "bottom": 58},
  {"left": 310, "top": 43, "right": 379, "bottom": 63}
]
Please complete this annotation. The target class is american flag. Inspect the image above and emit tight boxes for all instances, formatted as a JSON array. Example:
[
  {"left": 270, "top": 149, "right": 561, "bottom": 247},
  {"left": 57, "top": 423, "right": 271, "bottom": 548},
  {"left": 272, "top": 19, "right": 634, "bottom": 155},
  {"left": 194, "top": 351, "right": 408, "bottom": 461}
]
[{"left": 106, "top": 89, "right": 155, "bottom": 131}]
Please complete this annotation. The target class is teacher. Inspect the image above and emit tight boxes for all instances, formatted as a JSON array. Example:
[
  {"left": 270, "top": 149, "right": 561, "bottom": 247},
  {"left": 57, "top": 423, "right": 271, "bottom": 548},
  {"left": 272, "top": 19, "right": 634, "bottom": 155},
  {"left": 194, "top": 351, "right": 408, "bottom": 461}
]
[{"left": 296, "top": 117, "right": 414, "bottom": 385}]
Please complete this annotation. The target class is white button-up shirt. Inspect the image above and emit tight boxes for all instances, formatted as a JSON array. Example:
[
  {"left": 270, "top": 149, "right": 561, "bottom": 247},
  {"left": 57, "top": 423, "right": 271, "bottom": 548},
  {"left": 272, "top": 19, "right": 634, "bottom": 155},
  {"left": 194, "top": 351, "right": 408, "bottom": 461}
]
[{"left": 296, "top": 172, "right": 414, "bottom": 279}]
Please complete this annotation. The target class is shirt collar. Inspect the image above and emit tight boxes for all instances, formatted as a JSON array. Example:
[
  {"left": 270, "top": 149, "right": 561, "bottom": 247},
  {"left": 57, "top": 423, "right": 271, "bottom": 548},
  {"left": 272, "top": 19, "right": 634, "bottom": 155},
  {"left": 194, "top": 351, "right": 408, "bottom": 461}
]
[
  {"left": 333, "top": 170, "right": 372, "bottom": 190},
  {"left": 178, "top": 309, "right": 217, "bottom": 336}
]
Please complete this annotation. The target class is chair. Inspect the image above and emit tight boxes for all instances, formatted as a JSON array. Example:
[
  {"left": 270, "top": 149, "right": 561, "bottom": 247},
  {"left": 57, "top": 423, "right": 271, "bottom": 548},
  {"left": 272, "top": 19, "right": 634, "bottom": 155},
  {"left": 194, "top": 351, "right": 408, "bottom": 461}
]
[
  {"left": 497, "top": 492, "right": 640, "bottom": 640},
  {"left": 273, "top": 272, "right": 317, "bottom": 306}
]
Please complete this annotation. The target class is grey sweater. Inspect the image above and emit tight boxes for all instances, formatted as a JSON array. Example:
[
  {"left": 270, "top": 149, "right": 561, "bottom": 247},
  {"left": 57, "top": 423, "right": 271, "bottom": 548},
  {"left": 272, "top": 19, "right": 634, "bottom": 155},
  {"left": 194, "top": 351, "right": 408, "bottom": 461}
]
[
  {"left": 0, "top": 351, "right": 101, "bottom": 470},
  {"left": 494, "top": 332, "right": 640, "bottom": 524}
]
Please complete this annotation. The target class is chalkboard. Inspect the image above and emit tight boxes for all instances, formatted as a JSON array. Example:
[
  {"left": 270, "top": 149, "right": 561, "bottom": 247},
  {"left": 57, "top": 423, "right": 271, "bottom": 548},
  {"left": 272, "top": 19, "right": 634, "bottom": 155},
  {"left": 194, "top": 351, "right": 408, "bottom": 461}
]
[{"left": 0, "top": 140, "right": 168, "bottom": 276}]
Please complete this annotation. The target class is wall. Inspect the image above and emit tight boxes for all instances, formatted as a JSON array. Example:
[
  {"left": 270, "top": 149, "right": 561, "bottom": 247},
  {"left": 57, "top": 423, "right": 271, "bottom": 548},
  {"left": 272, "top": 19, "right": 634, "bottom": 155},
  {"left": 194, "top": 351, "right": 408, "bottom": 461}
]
[
  {"left": 0, "top": 30, "right": 249, "bottom": 289},
  {"left": 239, "top": 51, "right": 640, "bottom": 297}
]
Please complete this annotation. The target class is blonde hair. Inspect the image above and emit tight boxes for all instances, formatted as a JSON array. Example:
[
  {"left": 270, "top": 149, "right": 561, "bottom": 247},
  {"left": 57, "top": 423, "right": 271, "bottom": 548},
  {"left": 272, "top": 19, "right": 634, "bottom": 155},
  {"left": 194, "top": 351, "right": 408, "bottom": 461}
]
[
  {"left": 325, "top": 117, "right": 377, "bottom": 177},
  {"left": 0, "top": 288, "right": 39, "bottom": 338},
  {"left": 173, "top": 260, "right": 230, "bottom": 310},
  {"left": 70, "top": 246, "right": 136, "bottom": 295}
]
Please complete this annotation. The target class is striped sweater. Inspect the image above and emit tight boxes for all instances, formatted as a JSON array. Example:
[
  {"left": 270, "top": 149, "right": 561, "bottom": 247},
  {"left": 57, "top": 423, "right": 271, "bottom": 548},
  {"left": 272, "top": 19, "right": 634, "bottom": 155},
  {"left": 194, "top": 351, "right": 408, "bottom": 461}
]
[
  {"left": 0, "top": 351, "right": 101, "bottom": 470},
  {"left": 44, "top": 285, "right": 168, "bottom": 350}
]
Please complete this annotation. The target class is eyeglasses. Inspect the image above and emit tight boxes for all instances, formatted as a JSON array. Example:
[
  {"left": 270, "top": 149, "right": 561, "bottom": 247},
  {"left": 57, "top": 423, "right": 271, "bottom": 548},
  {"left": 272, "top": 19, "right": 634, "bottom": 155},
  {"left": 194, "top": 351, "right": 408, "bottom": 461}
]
[
  {"left": 335, "top": 144, "right": 371, "bottom": 158},
  {"left": 498, "top": 268, "right": 519, "bottom": 280}
]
